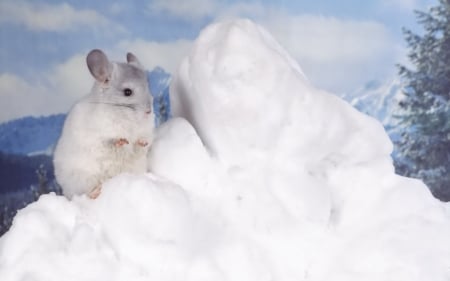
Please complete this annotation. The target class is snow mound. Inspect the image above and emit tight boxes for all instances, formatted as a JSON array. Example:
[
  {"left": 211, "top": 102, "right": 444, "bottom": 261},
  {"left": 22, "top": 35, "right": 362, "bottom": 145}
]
[{"left": 1, "top": 19, "right": 450, "bottom": 281}]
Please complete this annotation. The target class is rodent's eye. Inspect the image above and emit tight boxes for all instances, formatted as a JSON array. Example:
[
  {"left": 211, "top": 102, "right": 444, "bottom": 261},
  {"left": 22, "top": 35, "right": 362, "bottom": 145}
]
[{"left": 123, "top": 88, "right": 133, "bottom": 97}]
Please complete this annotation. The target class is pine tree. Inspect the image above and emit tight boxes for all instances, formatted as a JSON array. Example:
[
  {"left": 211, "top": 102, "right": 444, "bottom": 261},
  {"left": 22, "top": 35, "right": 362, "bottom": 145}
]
[{"left": 395, "top": 0, "right": 450, "bottom": 201}]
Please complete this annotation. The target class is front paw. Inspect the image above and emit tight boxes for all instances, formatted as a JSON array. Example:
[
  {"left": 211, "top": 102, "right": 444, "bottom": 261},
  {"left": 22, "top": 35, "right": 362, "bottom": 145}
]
[
  {"left": 114, "top": 138, "right": 129, "bottom": 147},
  {"left": 135, "top": 139, "right": 148, "bottom": 147}
]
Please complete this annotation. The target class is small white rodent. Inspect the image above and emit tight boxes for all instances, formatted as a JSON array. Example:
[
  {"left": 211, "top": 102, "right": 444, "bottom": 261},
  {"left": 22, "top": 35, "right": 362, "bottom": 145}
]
[{"left": 53, "top": 49, "right": 154, "bottom": 199}]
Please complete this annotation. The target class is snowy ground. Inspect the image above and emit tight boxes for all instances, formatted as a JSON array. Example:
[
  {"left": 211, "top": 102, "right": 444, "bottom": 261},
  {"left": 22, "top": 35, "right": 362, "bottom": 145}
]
[{"left": 1, "top": 19, "right": 450, "bottom": 281}]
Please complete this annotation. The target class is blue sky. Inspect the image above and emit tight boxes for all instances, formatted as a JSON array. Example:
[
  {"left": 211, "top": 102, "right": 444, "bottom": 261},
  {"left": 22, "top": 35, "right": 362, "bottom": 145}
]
[{"left": 0, "top": 0, "right": 436, "bottom": 122}]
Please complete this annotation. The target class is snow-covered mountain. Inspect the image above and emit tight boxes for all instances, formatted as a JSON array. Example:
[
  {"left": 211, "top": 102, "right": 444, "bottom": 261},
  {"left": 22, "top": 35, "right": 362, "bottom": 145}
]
[
  {"left": 339, "top": 78, "right": 403, "bottom": 127},
  {"left": 0, "top": 114, "right": 65, "bottom": 156},
  {"left": 1, "top": 19, "right": 448, "bottom": 281},
  {"left": 148, "top": 67, "right": 171, "bottom": 126}
]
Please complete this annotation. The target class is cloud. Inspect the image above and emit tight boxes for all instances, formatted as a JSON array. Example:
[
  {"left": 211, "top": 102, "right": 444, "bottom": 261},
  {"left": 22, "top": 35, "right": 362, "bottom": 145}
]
[
  {"left": 147, "top": 0, "right": 218, "bottom": 21},
  {"left": 109, "top": 3, "right": 127, "bottom": 15},
  {"left": 146, "top": 0, "right": 265, "bottom": 22},
  {"left": 0, "top": 74, "right": 46, "bottom": 122},
  {"left": 0, "top": 0, "right": 124, "bottom": 32},
  {"left": 264, "top": 15, "right": 391, "bottom": 63},
  {"left": 146, "top": 0, "right": 268, "bottom": 21},
  {"left": 215, "top": 2, "right": 267, "bottom": 21},
  {"left": 116, "top": 39, "right": 193, "bottom": 74},
  {"left": 0, "top": 54, "right": 92, "bottom": 123},
  {"left": 378, "top": 0, "right": 419, "bottom": 12},
  {"left": 257, "top": 13, "right": 402, "bottom": 92},
  {"left": 49, "top": 54, "right": 94, "bottom": 102}
]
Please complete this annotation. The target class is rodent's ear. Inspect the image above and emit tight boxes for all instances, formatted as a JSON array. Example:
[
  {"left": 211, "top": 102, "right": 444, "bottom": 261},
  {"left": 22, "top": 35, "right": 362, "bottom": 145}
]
[
  {"left": 86, "top": 49, "right": 112, "bottom": 83},
  {"left": 126, "top": 52, "right": 143, "bottom": 68}
]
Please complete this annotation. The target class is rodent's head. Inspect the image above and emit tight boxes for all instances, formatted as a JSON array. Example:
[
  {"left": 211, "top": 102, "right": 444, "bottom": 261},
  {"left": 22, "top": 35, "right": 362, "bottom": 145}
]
[{"left": 86, "top": 49, "right": 152, "bottom": 114}]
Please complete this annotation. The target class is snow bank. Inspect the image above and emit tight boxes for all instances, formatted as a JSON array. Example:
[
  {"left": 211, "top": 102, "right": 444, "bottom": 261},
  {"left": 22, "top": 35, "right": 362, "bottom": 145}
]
[{"left": 1, "top": 19, "right": 450, "bottom": 281}]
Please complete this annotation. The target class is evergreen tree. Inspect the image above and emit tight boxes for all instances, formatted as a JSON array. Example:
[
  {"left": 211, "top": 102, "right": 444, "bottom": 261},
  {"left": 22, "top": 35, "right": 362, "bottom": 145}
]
[{"left": 396, "top": 0, "right": 450, "bottom": 201}]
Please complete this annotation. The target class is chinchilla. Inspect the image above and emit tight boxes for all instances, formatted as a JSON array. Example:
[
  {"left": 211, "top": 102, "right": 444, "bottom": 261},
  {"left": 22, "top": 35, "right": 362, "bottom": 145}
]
[{"left": 53, "top": 49, "right": 154, "bottom": 199}]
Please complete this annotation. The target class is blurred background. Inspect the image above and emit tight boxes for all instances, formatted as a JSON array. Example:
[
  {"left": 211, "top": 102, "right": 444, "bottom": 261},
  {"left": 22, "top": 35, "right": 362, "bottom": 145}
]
[{"left": 0, "top": 0, "right": 449, "bottom": 235}]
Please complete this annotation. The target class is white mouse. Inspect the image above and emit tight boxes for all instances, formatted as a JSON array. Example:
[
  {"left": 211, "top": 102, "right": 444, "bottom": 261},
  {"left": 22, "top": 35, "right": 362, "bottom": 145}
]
[{"left": 53, "top": 49, "right": 154, "bottom": 199}]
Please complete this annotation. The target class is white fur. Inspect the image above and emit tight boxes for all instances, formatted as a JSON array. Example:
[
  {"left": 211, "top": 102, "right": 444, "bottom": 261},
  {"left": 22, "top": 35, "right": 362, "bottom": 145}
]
[{"left": 54, "top": 50, "right": 154, "bottom": 198}]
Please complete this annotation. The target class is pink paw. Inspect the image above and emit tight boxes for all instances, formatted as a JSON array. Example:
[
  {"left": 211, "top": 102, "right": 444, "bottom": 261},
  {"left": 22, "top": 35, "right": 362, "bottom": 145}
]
[
  {"left": 136, "top": 139, "right": 148, "bottom": 147},
  {"left": 114, "top": 138, "right": 129, "bottom": 147}
]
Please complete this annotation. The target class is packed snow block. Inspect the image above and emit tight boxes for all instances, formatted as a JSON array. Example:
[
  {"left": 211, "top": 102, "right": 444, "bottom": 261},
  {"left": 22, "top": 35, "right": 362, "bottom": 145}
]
[
  {"left": 170, "top": 19, "right": 395, "bottom": 225},
  {"left": 1, "top": 19, "right": 450, "bottom": 281},
  {"left": 170, "top": 19, "right": 392, "bottom": 167},
  {"left": 148, "top": 118, "right": 212, "bottom": 192}
]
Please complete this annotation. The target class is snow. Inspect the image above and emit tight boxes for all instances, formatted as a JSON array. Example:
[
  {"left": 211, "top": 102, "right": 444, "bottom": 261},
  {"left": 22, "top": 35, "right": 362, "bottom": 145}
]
[
  {"left": 1, "top": 19, "right": 450, "bottom": 281},
  {"left": 340, "top": 78, "right": 403, "bottom": 127}
]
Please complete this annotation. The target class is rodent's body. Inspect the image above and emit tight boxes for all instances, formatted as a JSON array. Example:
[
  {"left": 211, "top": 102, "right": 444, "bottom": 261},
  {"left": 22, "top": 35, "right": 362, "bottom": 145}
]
[
  {"left": 53, "top": 50, "right": 154, "bottom": 198},
  {"left": 54, "top": 100, "right": 153, "bottom": 198}
]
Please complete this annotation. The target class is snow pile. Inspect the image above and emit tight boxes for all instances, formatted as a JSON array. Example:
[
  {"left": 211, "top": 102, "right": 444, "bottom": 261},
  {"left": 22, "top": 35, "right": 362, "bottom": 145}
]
[{"left": 1, "top": 19, "right": 450, "bottom": 281}]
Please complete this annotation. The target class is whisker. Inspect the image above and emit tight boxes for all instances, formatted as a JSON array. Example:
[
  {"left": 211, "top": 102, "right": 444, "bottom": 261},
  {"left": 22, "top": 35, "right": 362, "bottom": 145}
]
[{"left": 88, "top": 101, "right": 137, "bottom": 110}]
